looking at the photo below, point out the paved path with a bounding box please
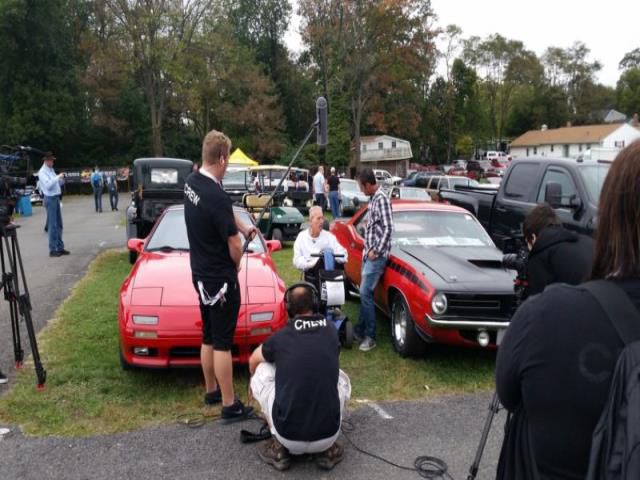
[0,197,504,479]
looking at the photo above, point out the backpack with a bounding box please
[582,280,640,480]
[91,172,103,189]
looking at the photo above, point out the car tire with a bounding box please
[119,346,133,371]
[271,227,283,242]
[341,320,353,349]
[391,293,426,358]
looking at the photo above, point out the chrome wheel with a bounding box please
[392,300,407,348]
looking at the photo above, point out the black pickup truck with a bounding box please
[439,157,609,250]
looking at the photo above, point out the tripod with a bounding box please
[0,223,46,388]
[466,272,528,480]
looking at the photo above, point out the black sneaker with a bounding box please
[204,389,222,406]
[60,249,70,255]
[221,398,254,424]
[0,371,7,385]
[49,251,63,257]
[258,437,291,471]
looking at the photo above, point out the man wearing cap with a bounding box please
[38,152,69,257]
[326,167,341,218]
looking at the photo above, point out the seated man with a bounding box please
[249,283,351,471]
[293,206,347,273]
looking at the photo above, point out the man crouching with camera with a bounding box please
[248,283,351,471]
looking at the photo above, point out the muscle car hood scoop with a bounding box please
[399,246,506,284]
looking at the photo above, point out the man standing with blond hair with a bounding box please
[184,129,257,422]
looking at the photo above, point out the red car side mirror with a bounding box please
[266,240,282,253]
[127,238,144,253]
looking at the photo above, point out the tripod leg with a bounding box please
[4,231,46,388]
[466,391,501,480]
[0,236,24,366]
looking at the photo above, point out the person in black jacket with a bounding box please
[522,203,594,297]
[495,140,640,479]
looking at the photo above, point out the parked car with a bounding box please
[222,167,255,205]
[331,200,516,357]
[387,186,431,201]
[439,157,610,250]
[421,175,481,200]
[338,178,369,216]
[400,170,442,187]
[373,169,403,186]
[489,158,510,176]
[120,205,287,368]
[126,157,193,264]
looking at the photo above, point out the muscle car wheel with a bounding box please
[391,293,426,357]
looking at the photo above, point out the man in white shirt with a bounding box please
[37,152,68,257]
[312,166,326,210]
[293,206,347,272]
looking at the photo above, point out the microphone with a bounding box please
[316,97,328,148]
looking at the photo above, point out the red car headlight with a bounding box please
[250,312,273,323]
[132,315,159,325]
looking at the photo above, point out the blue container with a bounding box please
[17,195,32,217]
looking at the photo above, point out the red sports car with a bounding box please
[331,200,516,357]
[119,205,287,368]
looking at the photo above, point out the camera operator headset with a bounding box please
[521,203,594,298]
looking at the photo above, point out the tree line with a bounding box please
[0,0,638,171]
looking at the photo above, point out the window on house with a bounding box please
[579,144,582,152]
[378,142,383,150]
[550,145,554,152]
[392,141,397,148]
[526,148,529,156]
[533,147,538,155]
[362,144,367,152]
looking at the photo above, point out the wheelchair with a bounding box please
[305,249,353,349]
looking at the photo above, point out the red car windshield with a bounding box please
[145,208,265,253]
[390,210,493,247]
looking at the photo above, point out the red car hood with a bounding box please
[131,252,277,306]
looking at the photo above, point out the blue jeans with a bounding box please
[355,256,387,340]
[315,193,326,210]
[109,190,118,210]
[329,191,340,218]
[45,195,64,253]
[94,188,103,212]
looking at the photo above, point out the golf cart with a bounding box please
[242,165,310,242]
[126,157,193,263]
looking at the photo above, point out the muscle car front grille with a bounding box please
[445,294,513,319]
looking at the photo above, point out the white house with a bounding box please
[510,123,640,160]
[357,135,413,176]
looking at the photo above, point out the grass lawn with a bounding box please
[0,245,496,437]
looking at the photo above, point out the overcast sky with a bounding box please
[284,0,639,87]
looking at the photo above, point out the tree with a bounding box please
[104,0,213,156]
[0,0,87,165]
[300,0,437,172]
[619,48,640,71]
[616,68,640,117]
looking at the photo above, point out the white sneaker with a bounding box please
[359,337,377,352]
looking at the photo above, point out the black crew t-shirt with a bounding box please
[184,171,238,282]
[262,314,341,442]
[327,175,340,191]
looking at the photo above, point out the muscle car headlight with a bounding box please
[431,293,448,315]
[132,315,159,325]
[250,312,274,322]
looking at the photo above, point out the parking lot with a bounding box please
[0,195,505,480]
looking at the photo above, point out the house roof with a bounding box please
[510,124,621,147]
[360,135,408,144]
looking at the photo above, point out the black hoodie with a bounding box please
[526,225,594,297]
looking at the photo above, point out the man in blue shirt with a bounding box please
[38,152,69,257]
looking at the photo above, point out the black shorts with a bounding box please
[194,278,240,351]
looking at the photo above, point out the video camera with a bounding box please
[0,152,27,226]
[501,233,529,309]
